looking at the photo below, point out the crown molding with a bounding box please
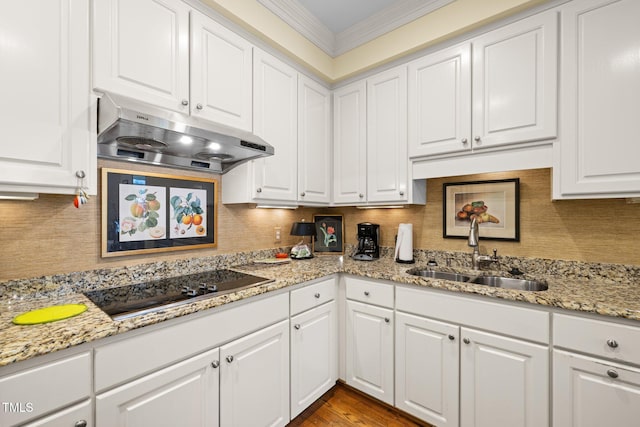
[258,0,455,57]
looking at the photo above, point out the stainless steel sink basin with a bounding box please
[407,269,472,282]
[470,275,548,291]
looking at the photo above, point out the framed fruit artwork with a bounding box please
[102,168,217,257]
[443,178,520,241]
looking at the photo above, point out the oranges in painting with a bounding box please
[195,225,205,235]
[193,214,203,226]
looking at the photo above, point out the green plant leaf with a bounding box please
[146,193,156,201]
[145,217,158,228]
[124,194,137,201]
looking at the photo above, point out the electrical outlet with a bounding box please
[274,226,281,243]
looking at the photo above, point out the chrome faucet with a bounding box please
[468,216,498,270]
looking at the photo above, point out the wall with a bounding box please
[202,0,552,82]
[0,166,638,282]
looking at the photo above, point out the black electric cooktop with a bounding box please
[84,269,273,320]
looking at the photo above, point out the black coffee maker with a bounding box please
[352,223,380,261]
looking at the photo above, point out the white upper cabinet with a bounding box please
[554,0,640,199]
[92,0,190,113]
[251,49,298,203]
[472,10,557,150]
[223,49,298,205]
[408,43,472,158]
[409,10,557,159]
[298,76,331,205]
[190,9,253,131]
[0,0,96,197]
[367,66,410,203]
[333,81,368,205]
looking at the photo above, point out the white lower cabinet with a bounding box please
[395,312,459,427]
[460,328,548,427]
[553,350,640,426]
[290,300,338,418]
[96,348,220,427]
[345,299,394,405]
[22,400,91,427]
[220,319,290,427]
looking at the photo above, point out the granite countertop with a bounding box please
[1,251,639,368]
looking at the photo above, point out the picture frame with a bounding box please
[102,168,217,257]
[312,214,344,255]
[443,178,520,241]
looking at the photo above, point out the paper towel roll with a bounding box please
[395,223,414,263]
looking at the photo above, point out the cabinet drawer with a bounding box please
[345,276,394,308]
[554,313,640,364]
[396,285,549,344]
[290,277,336,316]
[0,352,91,427]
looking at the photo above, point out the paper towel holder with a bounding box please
[394,223,415,264]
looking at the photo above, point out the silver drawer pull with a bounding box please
[384,317,390,323]
[448,334,455,341]
[75,421,87,427]
[314,293,321,298]
[294,324,301,330]
[463,338,471,344]
[226,355,234,363]
[607,339,619,349]
[364,291,370,296]
[607,369,619,379]
[211,360,220,369]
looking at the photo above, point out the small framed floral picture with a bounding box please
[312,214,344,255]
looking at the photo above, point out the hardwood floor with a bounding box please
[288,383,433,427]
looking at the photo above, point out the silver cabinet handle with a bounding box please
[463,338,471,344]
[461,138,468,144]
[607,369,619,379]
[75,421,87,427]
[359,193,364,198]
[294,324,301,330]
[607,339,619,348]
[211,360,220,369]
[226,355,234,363]
[256,188,262,193]
[314,293,320,298]
[181,99,189,106]
[196,103,203,110]
[75,170,86,179]
[384,318,390,323]
[364,291,370,296]
[474,136,481,142]
[448,334,455,341]
[300,192,306,197]
[399,191,405,196]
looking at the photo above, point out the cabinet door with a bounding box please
[408,43,472,157]
[555,0,640,198]
[366,66,409,203]
[190,10,253,131]
[220,319,289,427]
[96,348,219,427]
[93,0,190,112]
[290,301,338,418]
[472,10,557,150]
[553,350,640,427]
[345,300,394,405]
[297,76,331,205]
[23,400,91,427]
[333,81,367,205]
[395,312,459,427]
[0,0,95,196]
[460,328,548,427]
[252,49,298,202]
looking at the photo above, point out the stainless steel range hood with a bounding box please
[97,93,274,173]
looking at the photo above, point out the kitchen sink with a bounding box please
[406,269,472,282]
[470,275,548,291]
[407,268,548,291]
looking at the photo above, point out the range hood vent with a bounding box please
[97,93,274,173]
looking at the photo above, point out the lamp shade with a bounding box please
[290,221,316,236]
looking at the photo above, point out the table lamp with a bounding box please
[290,220,316,259]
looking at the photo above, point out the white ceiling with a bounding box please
[258,0,456,57]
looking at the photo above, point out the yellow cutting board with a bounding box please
[12,304,87,325]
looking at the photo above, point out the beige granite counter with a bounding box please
[1,249,639,368]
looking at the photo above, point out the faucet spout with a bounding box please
[468,216,498,269]
[468,216,479,248]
